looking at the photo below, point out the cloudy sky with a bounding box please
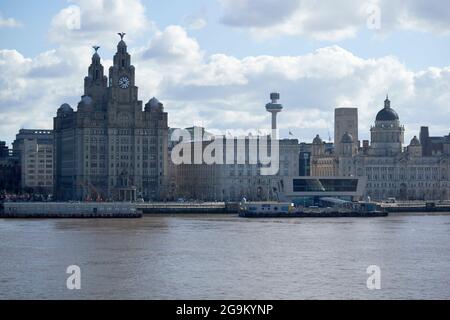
[1,0,450,146]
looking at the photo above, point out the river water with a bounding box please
[0,214,449,299]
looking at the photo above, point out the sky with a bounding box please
[1,0,450,146]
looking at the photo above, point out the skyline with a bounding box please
[1,0,450,146]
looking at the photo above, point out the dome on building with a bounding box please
[145,97,164,111]
[313,134,323,144]
[341,132,354,143]
[376,96,399,121]
[410,136,421,146]
[58,103,72,112]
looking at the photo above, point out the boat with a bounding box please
[239,199,388,218]
[239,201,295,217]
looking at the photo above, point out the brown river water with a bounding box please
[0,214,449,299]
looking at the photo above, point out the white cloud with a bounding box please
[382,0,450,34]
[133,29,446,142]
[49,0,150,47]
[219,0,366,41]
[188,18,207,30]
[1,1,449,146]
[219,0,450,41]
[0,12,22,28]
[139,25,204,64]
[0,46,92,144]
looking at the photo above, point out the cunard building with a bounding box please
[54,34,168,201]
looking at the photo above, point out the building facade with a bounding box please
[310,135,337,176]
[54,36,168,201]
[334,107,358,155]
[12,129,54,194]
[174,137,300,201]
[311,97,450,201]
[0,141,21,194]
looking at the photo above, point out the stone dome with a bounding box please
[313,134,323,144]
[376,96,399,121]
[145,97,163,111]
[410,136,421,146]
[341,132,354,143]
[59,103,72,112]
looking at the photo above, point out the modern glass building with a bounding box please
[281,176,367,206]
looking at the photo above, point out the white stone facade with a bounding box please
[312,97,450,201]
[173,138,300,201]
[12,130,54,193]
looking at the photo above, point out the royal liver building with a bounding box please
[54,34,168,201]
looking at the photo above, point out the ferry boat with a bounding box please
[239,199,387,218]
[239,201,295,217]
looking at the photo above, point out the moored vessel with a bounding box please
[239,199,387,218]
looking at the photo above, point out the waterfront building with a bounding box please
[334,107,358,155]
[0,141,8,159]
[174,137,300,201]
[281,176,367,205]
[0,142,20,194]
[419,126,450,156]
[311,96,450,201]
[299,153,311,176]
[11,129,54,194]
[54,35,168,201]
[311,135,337,176]
[172,93,298,201]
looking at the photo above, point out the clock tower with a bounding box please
[108,33,141,116]
[55,33,168,202]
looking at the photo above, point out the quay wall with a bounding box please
[136,202,239,214]
[0,202,141,218]
[383,206,450,213]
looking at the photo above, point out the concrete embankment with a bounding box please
[0,201,240,218]
[0,212,142,218]
[136,202,239,214]
[0,202,141,219]
[381,204,450,213]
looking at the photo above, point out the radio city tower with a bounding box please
[265,92,283,132]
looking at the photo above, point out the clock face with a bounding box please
[118,76,130,89]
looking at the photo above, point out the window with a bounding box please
[293,179,359,192]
